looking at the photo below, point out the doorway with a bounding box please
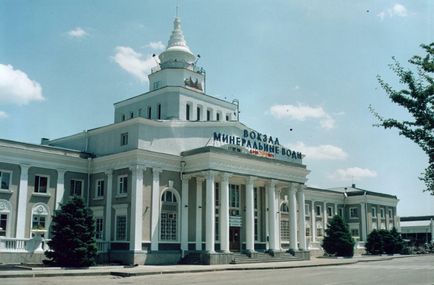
[229,227,241,252]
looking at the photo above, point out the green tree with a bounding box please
[44,197,97,267]
[370,43,434,194]
[389,227,404,254]
[322,215,355,257]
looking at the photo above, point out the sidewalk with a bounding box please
[0,255,418,279]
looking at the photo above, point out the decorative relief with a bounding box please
[184,77,203,91]
[32,203,49,215]
[0,200,11,212]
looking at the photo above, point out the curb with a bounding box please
[0,255,419,279]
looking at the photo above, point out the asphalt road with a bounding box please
[2,255,434,285]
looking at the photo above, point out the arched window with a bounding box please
[0,199,12,237]
[280,202,289,242]
[160,190,179,241]
[31,203,49,238]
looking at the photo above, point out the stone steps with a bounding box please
[230,252,301,264]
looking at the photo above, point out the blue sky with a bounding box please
[1,0,433,216]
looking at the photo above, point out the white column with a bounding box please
[181,176,190,251]
[220,173,230,253]
[323,201,328,230]
[267,180,278,251]
[275,188,281,249]
[245,176,255,253]
[16,164,29,238]
[311,200,316,244]
[55,169,66,210]
[430,219,434,243]
[105,170,113,244]
[297,185,306,250]
[151,168,161,251]
[360,202,367,241]
[205,171,215,253]
[195,177,204,250]
[288,184,298,251]
[129,165,145,251]
[334,204,338,216]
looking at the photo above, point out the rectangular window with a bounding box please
[34,175,48,193]
[0,171,11,190]
[338,208,344,218]
[121,114,126,121]
[138,108,142,116]
[216,113,220,121]
[120,133,128,146]
[95,218,104,240]
[327,206,333,218]
[197,107,201,120]
[305,204,310,216]
[70,179,83,196]
[315,205,321,217]
[215,216,219,241]
[32,215,46,230]
[305,227,311,237]
[215,183,220,206]
[388,209,393,219]
[96,179,104,197]
[207,110,211,121]
[115,215,127,240]
[130,112,134,119]
[229,184,240,216]
[372,207,377,218]
[186,104,190,120]
[118,175,128,195]
[157,104,162,119]
[225,114,229,121]
[147,106,152,119]
[380,208,385,218]
[0,214,7,236]
[316,227,323,237]
[160,212,177,240]
[350,207,358,218]
[351,229,359,237]
[280,220,289,241]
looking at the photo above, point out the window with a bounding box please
[0,171,11,190]
[305,204,310,216]
[160,190,178,241]
[31,203,49,237]
[207,110,211,121]
[95,218,104,240]
[351,229,359,237]
[70,179,83,196]
[138,108,142,117]
[157,104,162,119]
[34,175,48,193]
[315,205,321,217]
[380,222,386,230]
[0,214,7,236]
[121,114,126,121]
[388,209,393,219]
[197,107,201,121]
[338,208,344,218]
[153,81,160,90]
[215,183,220,206]
[229,184,240,216]
[305,226,311,237]
[116,215,127,240]
[372,223,377,230]
[225,114,229,121]
[186,104,190,120]
[216,113,220,121]
[120,133,128,146]
[327,206,333,218]
[372,207,377,218]
[96,179,104,198]
[280,203,290,242]
[350,207,358,218]
[118,175,128,195]
[388,223,394,230]
[316,221,323,237]
[380,208,385,218]
[130,112,134,119]
[32,215,46,231]
[147,106,152,119]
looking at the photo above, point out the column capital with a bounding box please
[129,164,146,173]
[220,172,232,182]
[267,179,277,188]
[288,182,298,194]
[297,184,306,193]
[56,169,66,176]
[245,176,256,186]
[182,174,192,181]
[196,176,205,183]
[203,170,217,180]
[152,168,162,178]
[105,169,114,176]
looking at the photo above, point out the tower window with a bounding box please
[186,104,191,120]
[216,113,220,121]
[121,132,128,146]
[225,114,229,121]
[207,110,211,121]
[121,114,126,121]
[197,107,201,121]
[157,104,162,120]
[147,106,152,119]
[130,112,134,119]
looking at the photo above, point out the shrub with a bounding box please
[366,227,406,255]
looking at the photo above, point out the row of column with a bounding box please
[180,171,307,253]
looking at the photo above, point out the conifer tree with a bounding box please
[322,215,355,257]
[371,43,434,194]
[44,197,97,267]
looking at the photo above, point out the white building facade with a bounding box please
[0,17,399,265]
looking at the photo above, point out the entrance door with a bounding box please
[229,227,241,252]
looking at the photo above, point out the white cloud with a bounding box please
[0,111,8,119]
[378,3,408,20]
[68,27,88,38]
[112,46,157,82]
[269,103,335,129]
[146,41,165,51]
[0,64,44,105]
[329,167,377,181]
[290,141,348,160]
